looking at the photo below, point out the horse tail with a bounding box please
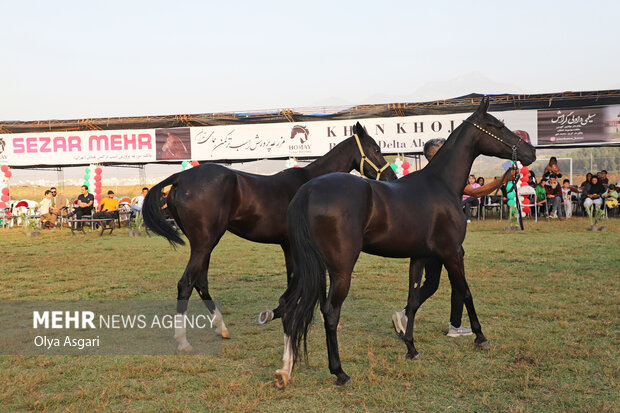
[142,172,185,246]
[285,188,327,363]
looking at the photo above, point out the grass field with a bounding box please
[0,218,618,412]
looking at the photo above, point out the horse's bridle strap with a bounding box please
[354,134,390,180]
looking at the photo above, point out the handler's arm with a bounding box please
[464,170,515,197]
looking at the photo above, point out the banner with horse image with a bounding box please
[189,110,539,161]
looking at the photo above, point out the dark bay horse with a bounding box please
[273,98,536,388]
[142,122,396,350]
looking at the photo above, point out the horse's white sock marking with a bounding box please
[174,313,192,351]
[213,308,229,338]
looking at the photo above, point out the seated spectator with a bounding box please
[583,175,604,211]
[545,174,564,220]
[599,170,609,187]
[131,187,149,215]
[462,175,480,223]
[97,190,120,220]
[580,172,593,189]
[74,185,95,228]
[527,171,537,187]
[49,187,68,217]
[39,190,57,228]
[476,177,485,186]
[603,184,618,210]
[543,157,562,179]
[561,179,573,219]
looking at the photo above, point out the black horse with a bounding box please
[273,98,536,388]
[142,122,396,350]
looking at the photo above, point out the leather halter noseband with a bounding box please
[354,134,390,180]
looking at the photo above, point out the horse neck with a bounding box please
[303,138,356,179]
[425,126,480,197]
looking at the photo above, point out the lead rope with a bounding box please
[354,134,390,180]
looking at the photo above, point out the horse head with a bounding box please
[352,122,397,181]
[465,97,536,166]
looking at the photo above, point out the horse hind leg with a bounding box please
[259,243,293,325]
[193,250,230,339]
[322,271,353,385]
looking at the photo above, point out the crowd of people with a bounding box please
[35,186,149,229]
[462,156,618,221]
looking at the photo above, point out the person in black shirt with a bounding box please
[583,175,604,211]
[75,185,94,228]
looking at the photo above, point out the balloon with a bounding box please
[402,161,410,170]
[1,195,8,202]
[95,168,102,174]
[521,198,530,205]
[190,160,199,167]
[4,171,11,178]
[394,158,403,167]
[95,194,103,202]
[181,161,189,168]
[0,202,5,208]
[390,163,397,171]
[84,174,90,180]
[523,206,531,214]
[507,192,516,200]
[0,165,7,173]
[94,175,102,182]
[506,181,513,192]
[85,167,90,173]
[521,166,529,176]
[1,187,8,195]
[508,199,516,207]
[403,169,410,176]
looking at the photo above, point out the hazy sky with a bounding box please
[2,1,619,122]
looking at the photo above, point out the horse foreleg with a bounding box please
[444,253,489,349]
[403,258,426,360]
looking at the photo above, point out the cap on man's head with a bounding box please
[107,190,114,195]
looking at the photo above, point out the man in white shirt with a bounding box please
[131,187,149,215]
[39,190,57,227]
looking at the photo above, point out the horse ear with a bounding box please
[477,97,489,114]
[353,122,364,136]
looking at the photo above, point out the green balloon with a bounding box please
[84,174,90,180]
[507,192,515,200]
[85,167,90,173]
[390,163,397,171]
[506,181,513,192]
[181,161,189,168]
[508,199,516,207]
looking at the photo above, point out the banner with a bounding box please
[2,105,620,167]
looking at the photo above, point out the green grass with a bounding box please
[0,218,618,412]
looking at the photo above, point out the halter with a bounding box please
[354,134,390,180]
[463,119,525,230]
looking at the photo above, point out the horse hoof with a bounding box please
[335,375,352,386]
[258,310,274,325]
[274,370,289,389]
[337,322,342,331]
[406,352,421,360]
[177,342,193,352]
[475,339,490,350]
[219,328,230,339]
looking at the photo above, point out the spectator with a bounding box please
[561,179,573,219]
[462,175,480,223]
[543,157,562,179]
[528,170,537,187]
[39,190,57,228]
[545,174,564,220]
[49,187,68,217]
[599,170,609,187]
[99,190,119,213]
[476,177,485,186]
[603,184,618,210]
[580,172,593,189]
[131,187,149,215]
[583,175,604,211]
[74,185,94,228]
